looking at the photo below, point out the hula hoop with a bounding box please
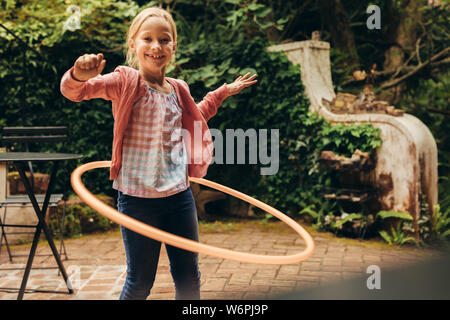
[71,161,315,264]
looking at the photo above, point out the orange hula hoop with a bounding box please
[71,161,315,264]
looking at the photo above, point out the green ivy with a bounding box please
[399,71,450,217]
[319,123,382,157]
[168,36,382,218]
[1,1,383,222]
[0,0,136,196]
[47,195,118,238]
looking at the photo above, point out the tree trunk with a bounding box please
[379,0,423,104]
[318,0,360,70]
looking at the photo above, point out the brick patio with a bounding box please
[0,222,444,300]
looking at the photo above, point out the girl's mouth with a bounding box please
[146,54,165,60]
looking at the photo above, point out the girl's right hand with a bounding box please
[72,53,106,81]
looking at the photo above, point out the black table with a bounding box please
[0,152,83,299]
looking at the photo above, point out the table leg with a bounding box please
[14,161,73,300]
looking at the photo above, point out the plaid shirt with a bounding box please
[112,84,189,198]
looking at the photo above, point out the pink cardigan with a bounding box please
[60,66,230,179]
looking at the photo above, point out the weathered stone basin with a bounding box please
[267,40,438,239]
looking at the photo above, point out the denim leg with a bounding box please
[119,225,162,300]
[117,188,201,300]
[164,188,201,300]
[117,192,164,300]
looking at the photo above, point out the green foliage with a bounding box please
[172,36,382,218]
[0,0,138,196]
[430,204,450,241]
[48,196,118,238]
[300,204,373,238]
[319,123,382,157]
[378,224,418,246]
[299,205,327,231]
[376,210,417,246]
[299,206,321,220]
[333,213,364,228]
[399,71,450,215]
[174,2,381,223]
[376,210,413,221]
[1,1,383,224]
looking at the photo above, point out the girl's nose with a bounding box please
[150,40,161,50]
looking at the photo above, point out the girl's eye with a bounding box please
[160,39,169,43]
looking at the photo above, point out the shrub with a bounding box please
[1,1,383,226]
[171,36,382,219]
[48,195,118,238]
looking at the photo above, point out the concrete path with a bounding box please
[0,221,444,300]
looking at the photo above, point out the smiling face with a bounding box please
[128,16,176,77]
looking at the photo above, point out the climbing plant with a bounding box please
[0,1,382,225]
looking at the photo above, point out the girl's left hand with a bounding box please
[226,73,258,96]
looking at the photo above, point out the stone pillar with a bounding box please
[267,37,335,113]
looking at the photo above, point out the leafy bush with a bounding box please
[48,195,118,238]
[417,204,450,243]
[430,205,450,241]
[375,210,417,246]
[399,71,450,216]
[378,225,417,246]
[1,1,383,223]
[0,0,138,196]
[168,36,383,218]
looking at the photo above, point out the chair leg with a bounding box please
[59,200,68,260]
[0,207,14,262]
[54,211,63,264]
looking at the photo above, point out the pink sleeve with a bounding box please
[60,66,122,102]
[196,83,230,121]
[182,81,230,121]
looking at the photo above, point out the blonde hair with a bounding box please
[125,7,177,69]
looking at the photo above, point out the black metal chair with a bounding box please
[0,126,69,262]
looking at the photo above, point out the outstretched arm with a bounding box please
[225,72,258,96]
[196,73,258,120]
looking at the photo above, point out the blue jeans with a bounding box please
[117,187,201,300]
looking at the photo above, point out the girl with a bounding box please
[60,7,257,300]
